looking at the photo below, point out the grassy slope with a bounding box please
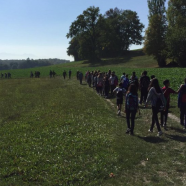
[1,49,157,79]
[0,50,186,185]
[0,77,186,185]
[2,49,184,119]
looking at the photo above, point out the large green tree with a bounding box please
[101,8,144,57]
[67,7,144,61]
[144,0,167,67]
[166,0,186,66]
[67,6,103,61]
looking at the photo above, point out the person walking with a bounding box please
[161,79,178,129]
[178,78,186,129]
[113,83,126,116]
[145,78,166,136]
[63,70,67,79]
[139,71,150,105]
[69,70,72,79]
[78,72,83,84]
[125,84,138,135]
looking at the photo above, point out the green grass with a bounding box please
[3,62,184,120]
[0,49,158,79]
[0,50,186,185]
[0,77,186,185]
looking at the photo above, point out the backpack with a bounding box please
[156,93,166,112]
[117,88,123,99]
[156,97,164,112]
[126,93,138,111]
[123,78,129,89]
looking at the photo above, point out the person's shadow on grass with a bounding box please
[81,83,87,85]
[137,135,167,143]
[165,134,186,142]
[169,126,186,134]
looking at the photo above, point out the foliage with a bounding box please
[0,58,70,70]
[143,0,167,67]
[166,0,186,67]
[100,8,144,58]
[67,6,102,62]
[67,7,144,61]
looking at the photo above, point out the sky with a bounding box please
[0,0,168,61]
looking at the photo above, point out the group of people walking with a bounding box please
[79,69,186,136]
[1,72,11,78]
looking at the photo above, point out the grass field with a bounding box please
[0,50,186,185]
[0,75,186,185]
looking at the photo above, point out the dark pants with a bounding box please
[97,86,102,94]
[79,78,82,84]
[180,106,186,126]
[110,84,116,95]
[161,107,169,125]
[151,106,161,132]
[140,87,148,104]
[105,86,110,97]
[87,79,91,87]
[126,110,137,133]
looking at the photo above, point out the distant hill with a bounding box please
[0,58,70,70]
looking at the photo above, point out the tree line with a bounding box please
[66,7,144,62]
[144,0,186,67]
[67,1,186,67]
[0,58,70,70]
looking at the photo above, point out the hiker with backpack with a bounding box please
[122,74,129,90]
[125,84,139,135]
[178,78,186,129]
[113,83,126,116]
[120,73,126,83]
[145,78,166,136]
[139,71,150,105]
[161,80,179,129]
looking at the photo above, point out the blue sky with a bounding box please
[0,0,168,61]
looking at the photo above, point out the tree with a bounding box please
[102,8,144,57]
[166,0,186,66]
[67,7,144,61]
[143,0,167,67]
[67,37,80,61]
[67,6,102,61]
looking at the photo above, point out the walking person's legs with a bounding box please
[126,110,131,133]
[180,107,184,125]
[130,110,137,135]
[152,107,162,135]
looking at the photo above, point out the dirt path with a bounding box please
[105,97,181,123]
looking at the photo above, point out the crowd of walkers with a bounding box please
[30,71,41,78]
[1,72,11,78]
[77,69,186,136]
